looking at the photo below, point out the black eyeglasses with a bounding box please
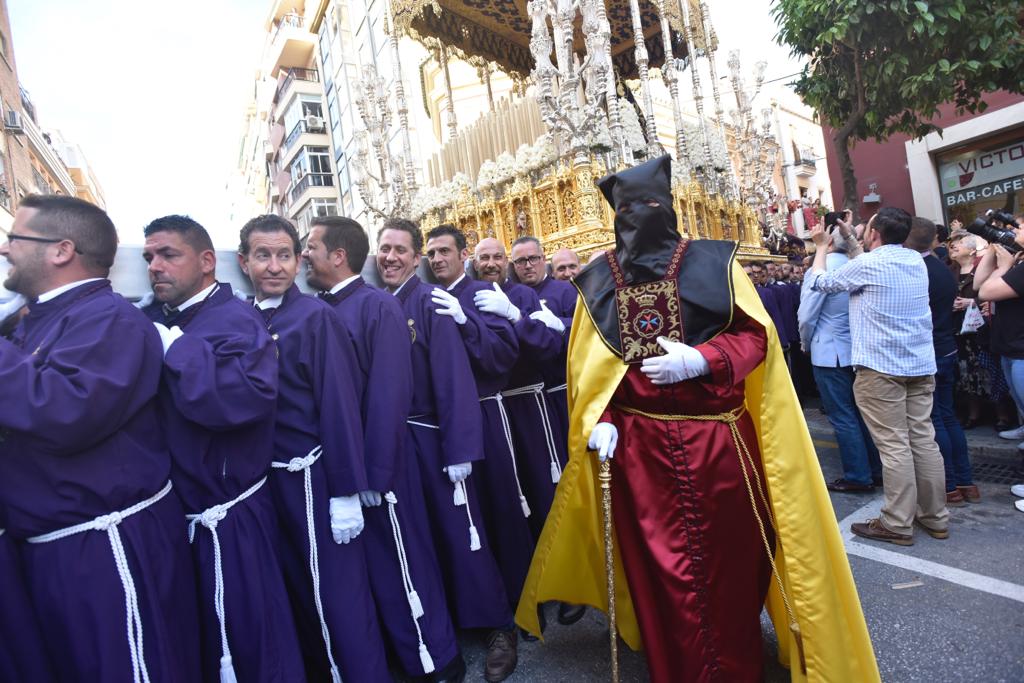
[512,255,543,267]
[5,233,83,253]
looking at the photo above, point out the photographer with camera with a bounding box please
[974,214,1024,458]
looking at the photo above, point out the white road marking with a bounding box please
[837,496,1024,604]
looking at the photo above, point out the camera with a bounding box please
[966,210,1022,254]
[824,210,847,228]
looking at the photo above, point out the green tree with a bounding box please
[772,0,1024,216]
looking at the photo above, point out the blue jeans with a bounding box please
[1002,356,1024,417]
[931,353,972,491]
[813,364,882,485]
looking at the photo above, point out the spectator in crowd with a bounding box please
[809,208,948,545]
[799,229,881,492]
[975,219,1024,458]
[906,217,978,506]
[549,248,580,281]
[933,223,951,262]
[947,233,1014,428]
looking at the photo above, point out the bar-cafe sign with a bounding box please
[940,139,1024,207]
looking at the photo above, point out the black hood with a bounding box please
[598,154,681,284]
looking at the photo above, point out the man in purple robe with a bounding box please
[237,215,389,682]
[379,219,517,683]
[506,236,584,627]
[141,215,304,683]
[304,215,464,682]
[0,195,199,682]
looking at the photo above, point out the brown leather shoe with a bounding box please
[851,518,914,546]
[484,629,517,682]
[957,485,981,503]
[946,489,968,507]
[914,520,949,540]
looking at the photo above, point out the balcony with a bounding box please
[281,117,329,160]
[267,13,315,77]
[288,172,334,205]
[795,157,817,177]
[274,68,319,105]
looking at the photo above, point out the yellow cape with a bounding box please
[516,260,880,681]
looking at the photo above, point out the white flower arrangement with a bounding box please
[618,98,647,156]
[682,121,731,173]
[476,159,498,192]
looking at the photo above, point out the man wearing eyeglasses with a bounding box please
[509,238,577,521]
[0,195,200,681]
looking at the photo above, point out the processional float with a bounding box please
[351,0,787,261]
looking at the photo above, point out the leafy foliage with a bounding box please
[772,0,1024,143]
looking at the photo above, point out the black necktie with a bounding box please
[258,306,277,323]
[161,304,179,323]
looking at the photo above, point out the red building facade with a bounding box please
[822,91,1024,225]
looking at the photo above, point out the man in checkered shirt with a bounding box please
[808,206,949,546]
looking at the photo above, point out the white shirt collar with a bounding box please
[391,274,415,296]
[445,272,467,292]
[329,274,361,295]
[176,282,218,312]
[36,278,104,303]
[255,294,284,310]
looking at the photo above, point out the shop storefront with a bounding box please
[938,128,1024,225]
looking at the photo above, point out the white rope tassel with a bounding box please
[456,481,482,551]
[452,480,466,507]
[28,482,173,683]
[272,447,342,683]
[385,492,435,674]
[187,477,267,683]
[484,393,531,518]
[532,388,563,484]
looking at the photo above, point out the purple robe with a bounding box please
[327,277,460,676]
[144,283,304,683]
[0,280,199,682]
[497,282,565,545]
[529,275,576,483]
[448,276,540,605]
[756,284,789,347]
[262,284,388,682]
[0,532,53,682]
[397,275,513,630]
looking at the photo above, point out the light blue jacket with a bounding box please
[798,253,852,368]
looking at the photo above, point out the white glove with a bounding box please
[528,300,566,334]
[152,322,184,356]
[134,291,155,309]
[329,495,365,544]
[587,422,618,462]
[0,294,27,322]
[445,462,473,483]
[359,490,382,507]
[474,282,521,323]
[431,288,467,325]
[640,336,710,385]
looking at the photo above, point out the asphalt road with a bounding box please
[445,415,1024,682]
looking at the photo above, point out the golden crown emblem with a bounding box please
[635,292,658,307]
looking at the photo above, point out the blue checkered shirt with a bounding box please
[809,244,936,377]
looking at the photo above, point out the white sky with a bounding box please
[9,0,267,245]
[8,1,805,247]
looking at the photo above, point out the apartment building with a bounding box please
[0,0,104,231]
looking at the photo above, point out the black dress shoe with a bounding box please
[520,604,546,642]
[431,654,466,683]
[827,478,875,493]
[556,602,586,625]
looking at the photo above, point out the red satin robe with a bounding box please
[602,309,774,683]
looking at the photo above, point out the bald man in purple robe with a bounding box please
[141,215,303,683]
[237,215,390,682]
[0,195,199,682]
[380,219,517,683]
[305,215,463,682]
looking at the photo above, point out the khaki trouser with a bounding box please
[853,368,949,535]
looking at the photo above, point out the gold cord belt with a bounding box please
[610,401,807,672]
